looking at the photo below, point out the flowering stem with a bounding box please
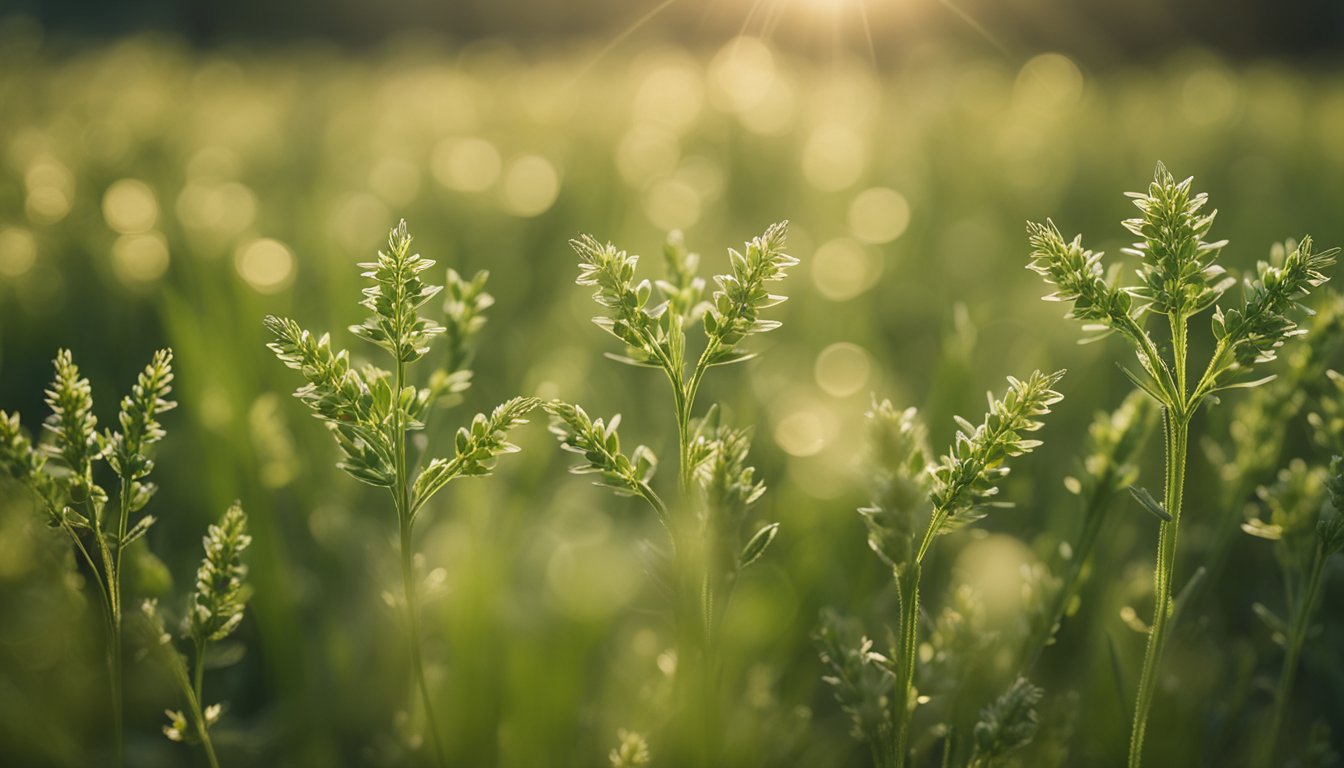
[1128,409,1189,768]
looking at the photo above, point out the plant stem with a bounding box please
[101,485,127,768]
[189,688,222,768]
[401,517,447,768]
[1127,410,1189,768]
[892,567,921,768]
[889,507,954,768]
[1257,540,1327,768]
[393,356,448,768]
[666,343,722,764]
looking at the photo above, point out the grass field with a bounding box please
[1,20,1343,767]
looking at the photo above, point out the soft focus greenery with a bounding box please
[1,19,1343,767]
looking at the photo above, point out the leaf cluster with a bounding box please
[0,348,176,566]
[266,220,537,520]
[968,677,1045,768]
[928,369,1066,539]
[1028,164,1337,412]
[814,609,896,749]
[570,221,795,376]
[190,503,252,645]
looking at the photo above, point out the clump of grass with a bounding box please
[0,348,176,766]
[545,223,793,762]
[139,502,251,768]
[1026,163,1337,767]
[264,220,538,766]
[818,371,1065,768]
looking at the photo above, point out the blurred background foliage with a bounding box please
[0,1,1342,765]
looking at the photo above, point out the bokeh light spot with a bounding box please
[644,178,701,231]
[501,154,560,217]
[802,123,866,191]
[0,227,37,278]
[111,231,170,286]
[24,157,74,225]
[848,187,910,244]
[102,178,159,234]
[814,342,871,398]
[811,237,881,300]
[234,237,295,294]
[432,137,502,192]
[1015,53,1083,111]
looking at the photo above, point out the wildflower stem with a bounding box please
[105,488,127,768]
[394,354,448,768]
[892,568,921,768]
[1128,410,1189,768]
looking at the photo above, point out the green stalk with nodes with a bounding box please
[140,502,252,768]
[0,348,175,767]
[1025,163,1337,767]
[818,370,1065,768]
[265,221,538,767]
[545,224,793,763]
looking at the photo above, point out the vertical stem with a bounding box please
[401,518,448,768]
[1127,411,1188,768]
[176,643,220,768]
[394,356,447,768]
[892,568,921,768]
[1257,542,1327,768]
[102,493,126,768]
[669,346,722,764]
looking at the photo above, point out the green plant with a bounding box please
[1242,457,1344,768]
[140,502,251,768]
[1196,291,1344,606]
[1026,163,1338,767]
[0,347,176,766]
[1238,365,1344,767]
[817,371,1064,768]
[544,223,793,762]
[966,677,1044,768]
[264,220,538,766]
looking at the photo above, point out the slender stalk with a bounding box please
[1128,410,1189,768]
[400,517,447,768]
[103,489,127,768]
[1257,541,1328,768]
[394,356,448,768]
[891,507,951,767]
[189,647,222,768]
[892,568,921,768]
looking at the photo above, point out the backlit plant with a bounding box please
[140,502,251,768]
[1026,164,1337,767]
[265,221,538,766]
[0,348,175,766]
[817,370,1064,768]
[545,223,793,762]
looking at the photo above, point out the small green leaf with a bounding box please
[1127,485,1172,522]
[739,522,780,568]
[121,514,156,547]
